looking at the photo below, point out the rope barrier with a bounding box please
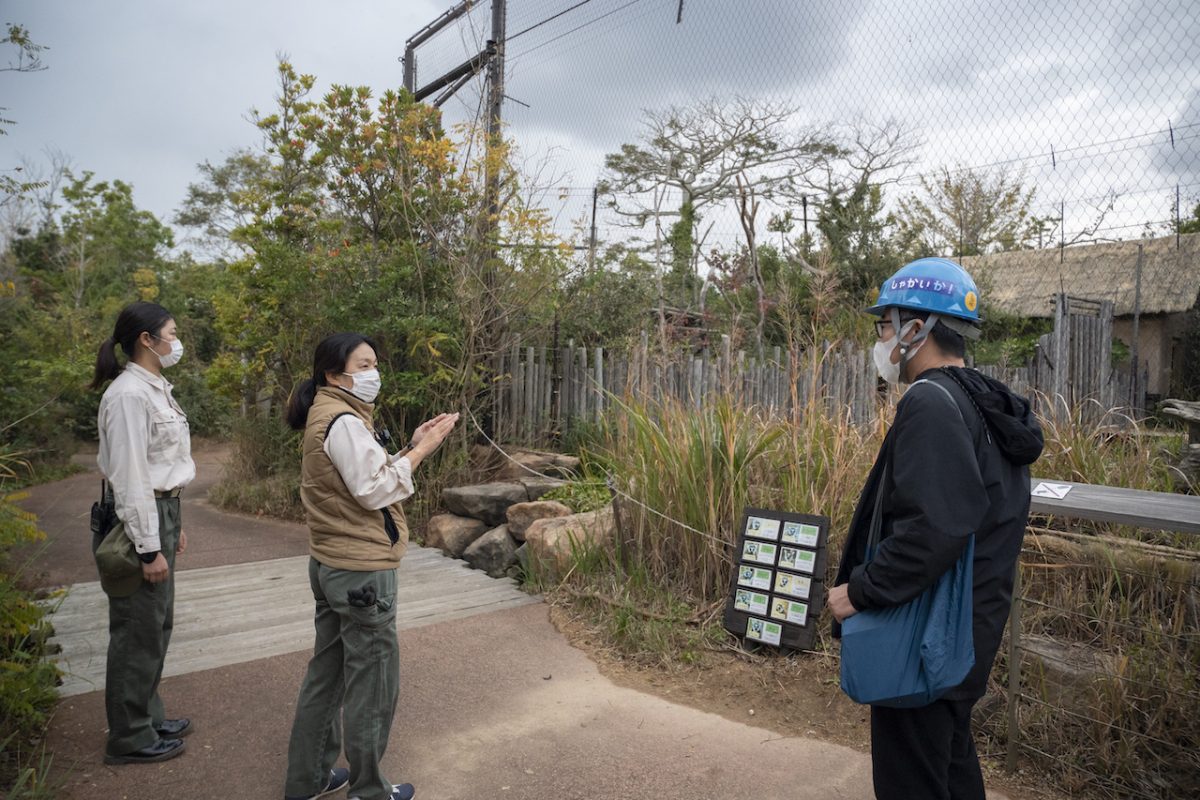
[462,405,732,551]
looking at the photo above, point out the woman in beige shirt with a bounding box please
[91,301,195,765]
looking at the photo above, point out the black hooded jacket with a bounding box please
[834,366,1044,700]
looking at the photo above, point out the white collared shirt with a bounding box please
[324,416,414,509]
[97,362,196,553]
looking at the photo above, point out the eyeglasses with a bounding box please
[873,320,892,338]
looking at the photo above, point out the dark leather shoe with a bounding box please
[155,718,192,737]
[103,737,186,764]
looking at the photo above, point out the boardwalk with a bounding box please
[47,547,540,697]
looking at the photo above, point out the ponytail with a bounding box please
[90,301,174,391]
[90,337,121,390]
[286,378,318,431]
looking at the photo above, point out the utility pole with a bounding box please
[483,0,507,349]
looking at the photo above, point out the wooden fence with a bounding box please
[493,300,1145,445]
[494,333,1039,445]
[1028,294,1141,424]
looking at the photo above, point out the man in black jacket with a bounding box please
[828,258,1044,800]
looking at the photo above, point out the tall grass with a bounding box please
[544,377,1197,798]
[594,392,883,606]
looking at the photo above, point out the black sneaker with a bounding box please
[103,737,186,764]
[351,784,415,800]
[155,718,192,738]
[284,767,350,800]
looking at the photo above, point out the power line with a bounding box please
[508,0,597,42]
[509,0,652,60]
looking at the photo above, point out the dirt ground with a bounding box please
[547,604,1072,800]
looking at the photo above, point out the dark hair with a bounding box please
[285,333,380,430]
[898,310,967,358]
[91,302,174,389]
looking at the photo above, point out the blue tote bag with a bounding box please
[839,384,976,707]
[839,533,975,708]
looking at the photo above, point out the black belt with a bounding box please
[155,488,183,498]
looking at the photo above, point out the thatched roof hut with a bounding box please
[962,232,1200,319]
[962,233,1200,397]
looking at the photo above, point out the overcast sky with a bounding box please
[5,0,1198,250]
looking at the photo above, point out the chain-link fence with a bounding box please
[409,0,1198,258]
[409,3,1199,797]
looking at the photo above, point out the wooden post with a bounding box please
[1006,562,1023,773]
[1052,294,1070,420]
[593,346,604,424]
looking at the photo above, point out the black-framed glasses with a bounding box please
[874,319,893,338]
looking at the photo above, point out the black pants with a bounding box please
[870,697,985,800]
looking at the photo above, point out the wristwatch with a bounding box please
[138,550,160,564]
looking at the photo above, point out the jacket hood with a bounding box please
[943,366,1044,466]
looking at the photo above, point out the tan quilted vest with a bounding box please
[301,387,409,571]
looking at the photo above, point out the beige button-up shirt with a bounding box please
[324,415,414,509]
[97,362,196,554]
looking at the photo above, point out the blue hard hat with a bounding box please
[865,257,982,324]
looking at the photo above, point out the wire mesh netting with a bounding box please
[411,0,1199,258]
[409,4,1200,798]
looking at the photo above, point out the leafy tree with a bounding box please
[897,165,1039,256]
[1,23,49,206]
[175,150,270,259]
[600,98,835,318]
[557,246,657,347]
[211,59,567,444]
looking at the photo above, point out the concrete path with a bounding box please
[18,447,1010,800]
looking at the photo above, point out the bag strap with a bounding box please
[866,459,889,560]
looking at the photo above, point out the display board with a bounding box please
[722,506,830,651]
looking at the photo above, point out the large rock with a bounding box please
[524,505,616,574]
[506,500,573,541]
[424,514,488,558]
[518,476,568,501]
[495,449,581,480]
[442,483,528,526]
[462,525,519,578]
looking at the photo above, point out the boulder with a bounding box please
[442,483,528,526]
[462,525,519,578]
[506,500,573,541]
[423,514,489,558]
[524,505,616,574]
[495,449,581,480]
[519,476,568,501]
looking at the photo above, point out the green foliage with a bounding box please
[557,248,657,346]
[1175,200,1200,235]
[541,480,610,514]
[0,169,234,468]
[816,179,903,305]
[207,415,302,520]
[0,450,61,792]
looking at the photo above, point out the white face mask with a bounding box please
[872,318,922,385]
[343,368,381,403]
[872,336,902,385]
[155,337,184,369]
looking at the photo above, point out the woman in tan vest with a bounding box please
[282,333,457,800]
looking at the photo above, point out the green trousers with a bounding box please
[285,558,399,800]
[95,496,181,756]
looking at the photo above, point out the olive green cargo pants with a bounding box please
[284,558,400,800]
[95,496,181,757]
